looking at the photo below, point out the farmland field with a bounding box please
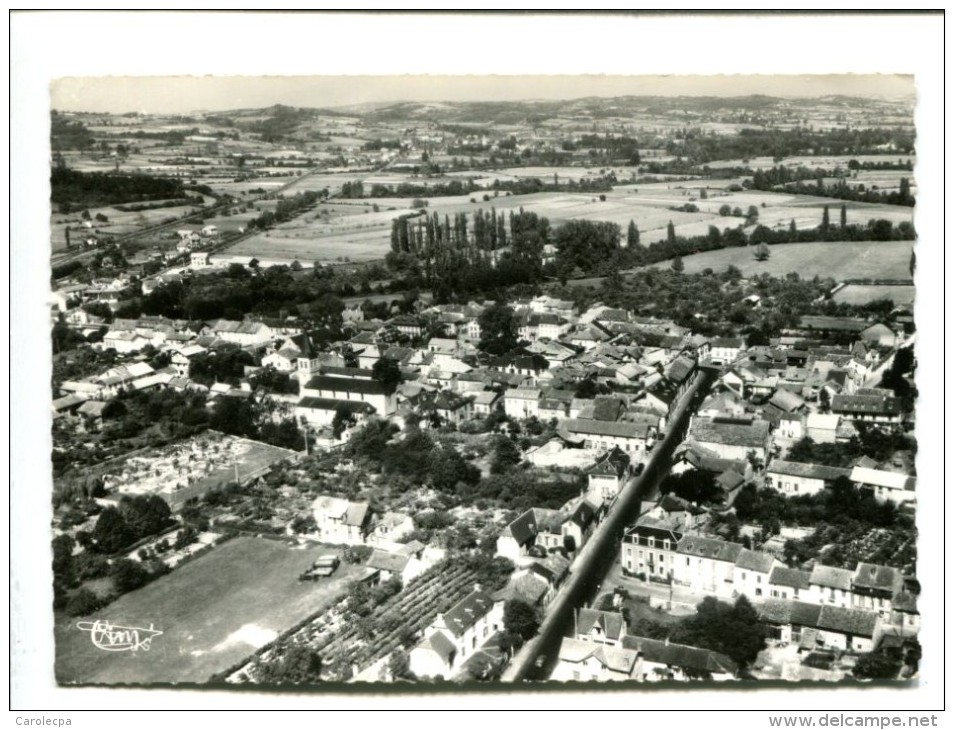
[645,240,914,281]
[220,180,916,267]
[831,283,916,306]
[54,536,361,685]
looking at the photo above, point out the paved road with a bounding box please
[501,366,717,682]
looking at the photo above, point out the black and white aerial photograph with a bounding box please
[10,9,946,722]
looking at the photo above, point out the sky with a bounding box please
[50,74,915,115]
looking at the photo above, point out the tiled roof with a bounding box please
[501,508,562,546]
[734,548,775,574]
[832,393,902,416]
[689,417,770,449]
[418,630,456,664]
[622,635,737,676]
[758,598,822,627]
[564,418,649,440]
[851,563,903,593]
[767,460,850,482]
[297,397,375,414]
[768,566,812,591]
[304,375,391,396]
[677,535,743,563]
[366,549,411,574]
[816,605,879,637]
[441,591,496,638]
[809,564,853,591]
[577,608,625,641]
[558,637,639,675]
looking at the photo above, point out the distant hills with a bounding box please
[213,94,913,126]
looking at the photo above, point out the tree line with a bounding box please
[51,168,188,210]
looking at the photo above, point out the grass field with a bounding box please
[831,283,916,305]
[646,240,914,281]
[54,536,361,685]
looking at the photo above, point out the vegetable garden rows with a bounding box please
[234,559,483,683]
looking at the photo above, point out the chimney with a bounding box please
[474,583,482,594]
[664,636,670,646]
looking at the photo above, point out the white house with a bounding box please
[551,638,639,682]
[503,388,540,419]
[807,564,854,609]
[672,534,742,597]
[709,337,745,366]
[301,375,397,416]
[408,588,504,679]
[311,496,371,545]
[562,416,657,457]
[764,460,851,497]
[190,251,211,268]
[849,466,916,505]
[732,548,781,600]
[806,413,841,444]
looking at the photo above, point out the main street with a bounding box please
[501,365,717,682]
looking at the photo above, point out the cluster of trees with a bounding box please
[554,219,621,276]
[51,168,187,209]
[587,267,833,338]
[454,468,586,513]
[386,208,550,300]
[667,595,767,672]
[477,302,519,355]
[136,265,348,324]
[574,134,642,164]
[342,179,480,199]
[53,533,171,617]
[346,420,479,494]
[50,112,95,150]
[246,190,321,230]
[245,105,313,143]
[664,127,915,166]
[253,645,323,685]
[84,495,175,554]
[880,345,917,411]
[749,167,915,207]
[659,470,721,506]
[733,477,908,537]
[113,195,205,213]
[786,429,916,469]
[362,138,403,151]
[721,476,915,569]
[491,174,616,195]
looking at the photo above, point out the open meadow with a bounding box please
[645,240,914,281]
[219,178,916,267]
[54,536,361,685]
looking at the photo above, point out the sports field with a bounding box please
[54,536,360,685]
